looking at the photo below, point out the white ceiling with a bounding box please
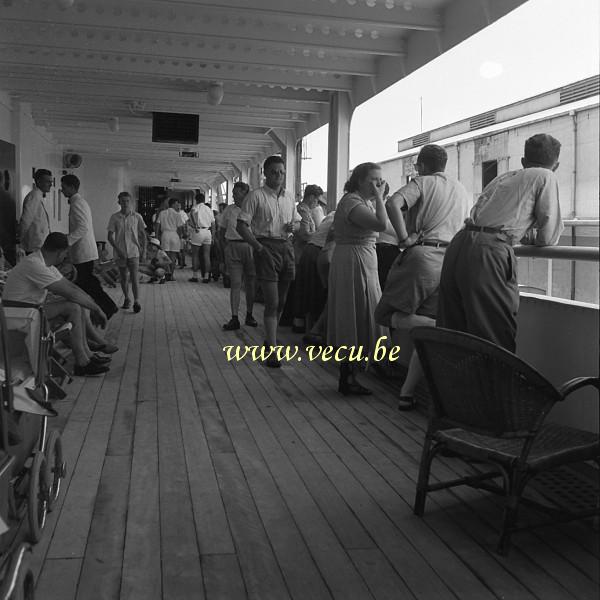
[0,0,526,188]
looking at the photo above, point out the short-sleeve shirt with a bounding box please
[221,204,243,241]
[309,211,335,248]
[238,185,300,239]
[332,193,378,246]
[107,211,145,258]
[3,250,62,304]
[190,203,215,229]
[469,167,563,245]
[391,173,470,242]
[158,207,185,232]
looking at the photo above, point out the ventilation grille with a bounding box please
[470,111,496,131]
[559,75,600,104]
[411,132,430,148]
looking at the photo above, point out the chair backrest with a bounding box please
[412,327,562,438]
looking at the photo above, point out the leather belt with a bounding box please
[415,240,449,248]
[465,224,505,234]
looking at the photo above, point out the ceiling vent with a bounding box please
[63,153,83,169]
[559,75,600,104]
[179,151,199,158]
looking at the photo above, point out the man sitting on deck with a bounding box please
[3,232,110,377]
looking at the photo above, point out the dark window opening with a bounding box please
[482,159,498,190]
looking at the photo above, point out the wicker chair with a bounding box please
[411,326,599,555]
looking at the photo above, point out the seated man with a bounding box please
[139,237,172,283]
[3,232,111,377]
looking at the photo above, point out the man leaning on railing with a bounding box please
[437,133,564,352]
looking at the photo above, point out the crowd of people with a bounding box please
[0,133,563,402]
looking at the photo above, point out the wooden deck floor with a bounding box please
[31,276,599,600]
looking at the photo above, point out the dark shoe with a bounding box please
[202,278,210,284]
[89,341,118,354]
[189,277,199,283]
[265,356,281,369]
[245,314,258,327]
[291,324,306,334]
[73,362,110,377]
[302,333,323,345]
[133,301,141,314]
[91,354,111,364]
[121,299,131,309]
[397,396,416,411]
[223,317,240,331]
[338,381,372,396]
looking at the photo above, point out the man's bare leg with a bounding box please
[45,301,89,366]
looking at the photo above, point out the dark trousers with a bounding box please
[75,260,119,320]
[437,230,518,352]
[376,243,401,291]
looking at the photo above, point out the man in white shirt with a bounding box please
[107,191,146,313]
[156,198,186,281]
[438,133,564,352]
[237,155,300,367]
[188,191,215,283]
[62,174,118,320]
[18,169,53,256]
[3,232,109,376]
[220,182,257,330]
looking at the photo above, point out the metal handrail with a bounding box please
[563,220,599,227]
[514,245,599,261]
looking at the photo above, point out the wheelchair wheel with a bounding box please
[0,544,35,600]
[44,430,66,509]
[27,452,49,544]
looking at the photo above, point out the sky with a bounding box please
[301,0,600,188]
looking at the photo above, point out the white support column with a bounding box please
[327,92,354,209]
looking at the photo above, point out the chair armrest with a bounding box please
[559,377,599,399]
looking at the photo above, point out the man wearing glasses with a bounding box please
[438,133,563,352]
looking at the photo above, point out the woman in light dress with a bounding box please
[327,163,388,395]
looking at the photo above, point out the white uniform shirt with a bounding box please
[68,193,98,263]
[189,203,215,229]
[158,207,185,232]
[3,250,62,304]
[19,188,51,253]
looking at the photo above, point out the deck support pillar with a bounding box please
[327,92,354,210]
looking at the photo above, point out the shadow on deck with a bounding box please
[31,278,599,599]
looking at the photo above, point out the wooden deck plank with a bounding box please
[212,452,291,600]
[120,288,161,600]
[76,455,131,600]
[156,290,205,600]
[202,554,248,600]
[35,558,82,600]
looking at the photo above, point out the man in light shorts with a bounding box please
[156,197,185,281]
[237,155,300,367]
[220,182,257,330]
[188,191,215,283]
[107,191,146,313]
